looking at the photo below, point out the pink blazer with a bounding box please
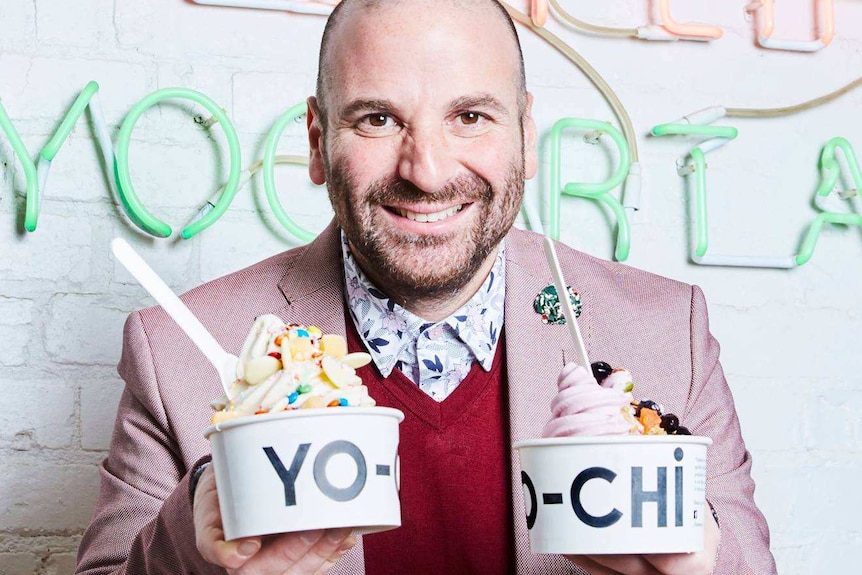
[76,221,777,574]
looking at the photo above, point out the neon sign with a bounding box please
[744,0,835,52]
[0,83,243,238]
[652,109,861,268]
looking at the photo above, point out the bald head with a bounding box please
[315,0,526,127]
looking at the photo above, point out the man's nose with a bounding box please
[397,127,458,193]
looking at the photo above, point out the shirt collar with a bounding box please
[341,231,506,378]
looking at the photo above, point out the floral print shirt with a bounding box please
[341,232,505,401]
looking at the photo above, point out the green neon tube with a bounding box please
[599,192,630,261]
[0,100,39,231]
[549,119,562,239]
[41,81,100,161]
[796,212,862,265]
[263,102,316,243]
[0,82,101,232]
[796,137,862,265]
[650,121,738,261]
[548,118,631,245]
[815,137,862,197]
[651,123,738,139]
[115,88,242,239]
[690,147,709,258]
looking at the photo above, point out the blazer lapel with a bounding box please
[277,219,348,339]
[504,228,591,573]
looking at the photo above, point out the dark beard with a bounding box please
[326,161,525,301]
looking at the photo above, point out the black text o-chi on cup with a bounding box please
[205,407,405,540]
[513,435,713,554]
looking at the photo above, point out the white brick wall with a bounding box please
[0,380,76,449]
[0,457,100,532]
[0,297,33,366]
[0,554,41,575]
[0,215,92,282]
[1,0,860,572]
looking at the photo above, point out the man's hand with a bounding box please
[566,505,719,575]
[194,465,357,574]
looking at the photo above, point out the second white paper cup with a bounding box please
[206,407,404,541]
[514,435,712,555]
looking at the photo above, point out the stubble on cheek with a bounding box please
[325,154,524,299]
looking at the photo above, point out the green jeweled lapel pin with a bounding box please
[534,285,582,325]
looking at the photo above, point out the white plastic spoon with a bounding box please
[111,238,236,399]
[542,235,591,369]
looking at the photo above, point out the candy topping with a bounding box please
[543,361,691,438]
[590,361,613,383]
[210,315,376,423]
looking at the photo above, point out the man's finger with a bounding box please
[230,527,353,574]
[235,529,323,572]
[568,553,666,575]
[565,555,623,575]
[313,534,357,575]
[196,505,262,571]
[285,527,354,575]
[193,466,263,570]
[645,505,719,575]
[210,538,262,571]
[335,534,357,554]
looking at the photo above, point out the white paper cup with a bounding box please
[205,407,405,541]
[513,435,712,554]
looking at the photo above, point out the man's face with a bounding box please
[308,1,537,298]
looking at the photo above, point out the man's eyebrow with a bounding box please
[337,95,511,120]
[339,99,396,119]
[449,94,509,116]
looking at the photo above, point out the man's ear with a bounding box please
[307,96,327,185]
[523,92,538,180]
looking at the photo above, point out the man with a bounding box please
[76,0,777,573]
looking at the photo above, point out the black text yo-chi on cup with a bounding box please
[513,361,713,554]
[513,434,712,554]
[206,406,404,540]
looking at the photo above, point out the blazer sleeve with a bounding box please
[685,285,777,575]
[75,311,224,575]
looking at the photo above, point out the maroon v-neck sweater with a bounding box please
[346,322,516,574]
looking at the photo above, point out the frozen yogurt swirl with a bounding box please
[541,363,639,438]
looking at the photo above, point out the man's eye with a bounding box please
[459,112,482,125]
[366,114,390,127]
[354,114,399,136]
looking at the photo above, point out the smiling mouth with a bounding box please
[391,204,466,223]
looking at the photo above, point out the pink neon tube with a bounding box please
[530,0,548,28]
[756,0,834,49]
[658,0,723,40]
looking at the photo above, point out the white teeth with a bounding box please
[396,205,463,222]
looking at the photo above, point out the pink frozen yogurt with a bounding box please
[541,363,641,438]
